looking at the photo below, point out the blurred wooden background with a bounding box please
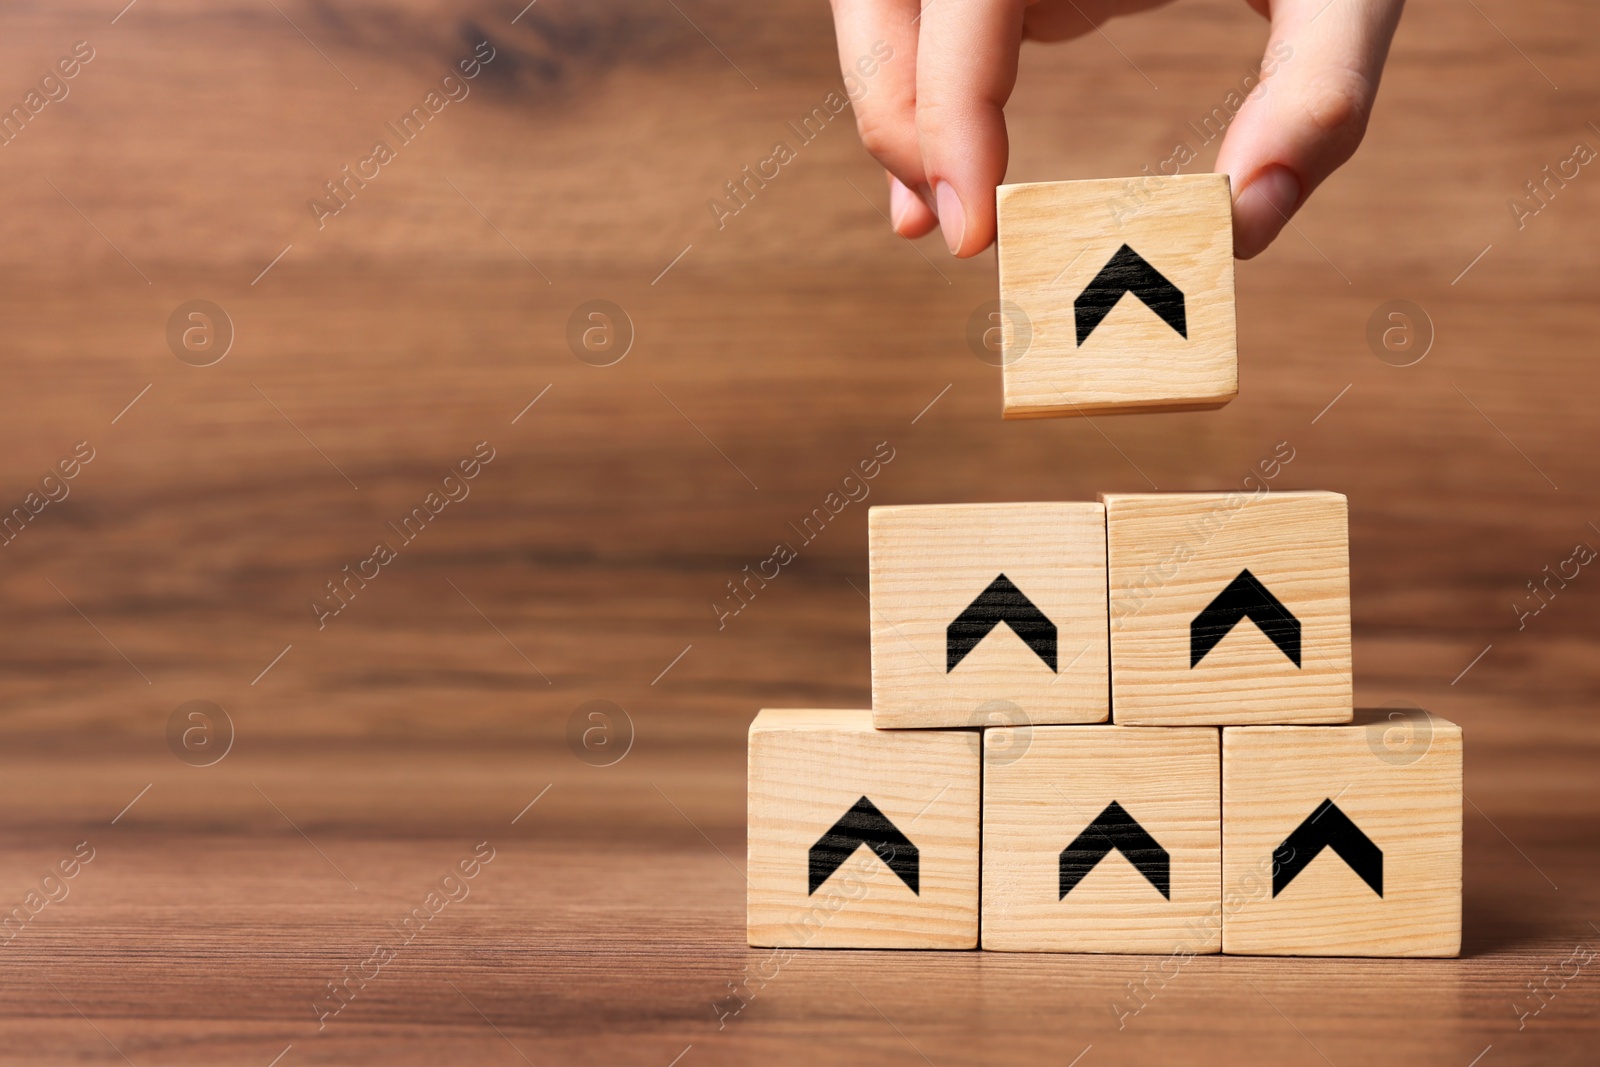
[0,0,1596,1063]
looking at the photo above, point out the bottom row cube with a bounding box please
[747,708,1461,957]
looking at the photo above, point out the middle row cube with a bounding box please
[869,493,1352,728]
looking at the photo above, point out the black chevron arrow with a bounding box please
[1074,244,1188,345]
[1273,798,1383,897]
[808,795,919,896]
[947,574,1057,672]
[1190,568,1301,668]
[1059,800,1170,900]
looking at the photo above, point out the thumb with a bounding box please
[1215,0,1405,259]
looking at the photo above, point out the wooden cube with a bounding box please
[982,725,1221,953]
[996,174,1236,418]
[1104,491,1352,726]
[869,503,1109,729]
[1221,710,1462,956]
[746,709,980,949]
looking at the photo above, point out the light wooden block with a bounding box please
[1221,710,1462,957]
[982,725,1221,953]
[1104,491,1352,726]
[746,709,980,949]
[869,503,1109,729]
[996,174,1236,418]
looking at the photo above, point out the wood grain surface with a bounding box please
[1221,710,1462,957]
[870,502,1109,728]
[1106,490,1353,724]
[998,173,1238,416]
[1,0,1597,1063]
[983,725,1221,955]
[747,709,980,949]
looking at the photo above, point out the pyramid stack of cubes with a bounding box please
[747,174,1461,957]
[747,494,1462,956]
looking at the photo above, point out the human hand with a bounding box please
[829,0,1405,258]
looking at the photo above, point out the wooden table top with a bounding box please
[1,0,1596,1063]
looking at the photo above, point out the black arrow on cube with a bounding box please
[1273,798,1384,897]
[1074,244,1188,345]
[946,573,1057,673]
[808,796,920,896]
[1059,800,1171,900]
[1190,568,1302,668]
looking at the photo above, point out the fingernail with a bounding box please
[1233,165,1301,258]
[934,180,965,255]
[889,176,913,233]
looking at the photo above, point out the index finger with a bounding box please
[914,0,1029,256]
[830,0,926,187]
